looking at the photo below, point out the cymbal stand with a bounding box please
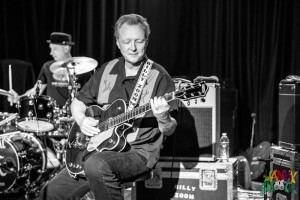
[63,64,80,117]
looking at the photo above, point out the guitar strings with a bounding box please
[96,92,177,131]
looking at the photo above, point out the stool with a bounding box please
[123,169,154,200]
[80,169,154,200]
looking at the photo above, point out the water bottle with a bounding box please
[220,132,230,162]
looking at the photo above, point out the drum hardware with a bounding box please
[0,112,15,117]
[49,138,67,164]
[0,160,18,174]
[0,89,14,98]
[52,82,69,87]
[45,147,61,169]
[0,113,18,126]
[59,116,74,122]
[47,112,73,138]
[36,80,42,97]
[0,113,19,133]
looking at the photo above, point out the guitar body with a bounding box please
[65,99,130,176]
[64,82,203,177]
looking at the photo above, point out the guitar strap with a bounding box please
[128,59,153,111]
[97,59,119,105]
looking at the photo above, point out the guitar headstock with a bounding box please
[174,81,209,101]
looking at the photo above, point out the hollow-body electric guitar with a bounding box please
[65,82,207,177]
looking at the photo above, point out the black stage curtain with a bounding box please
[1,0,300,151]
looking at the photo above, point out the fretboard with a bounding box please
[98,92,175,131]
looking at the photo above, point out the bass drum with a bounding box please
[0,132,46,193]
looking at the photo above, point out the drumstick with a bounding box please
[9,65,12,106]
[0,89,14,97]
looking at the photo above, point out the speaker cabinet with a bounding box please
[278,81,300,150]
[160,82,220,161]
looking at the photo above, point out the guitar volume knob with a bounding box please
[108,139,114,143]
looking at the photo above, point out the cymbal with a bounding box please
[50,57,98,77]
[52,69,70,82]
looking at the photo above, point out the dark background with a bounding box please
[1,0,300,153]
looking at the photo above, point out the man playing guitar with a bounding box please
[39,14,178,200]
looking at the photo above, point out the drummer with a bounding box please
[8,32,93,108]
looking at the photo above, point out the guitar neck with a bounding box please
[106,92,175,129]
[99,81,202,130]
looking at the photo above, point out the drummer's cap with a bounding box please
[46,32,75,46]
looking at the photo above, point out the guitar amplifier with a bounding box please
[278,79,300,150]
[270,145,300,200]
[160,80,220,161]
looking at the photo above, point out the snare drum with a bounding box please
[0,132,46,192]
[17,95,56,133]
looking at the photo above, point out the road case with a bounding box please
[270,146,300,200]
[278,79,300,150]
[134,158,238,200]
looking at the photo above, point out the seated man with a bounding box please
[39,14,178,200]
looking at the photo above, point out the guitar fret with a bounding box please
[108,119,112,128]
[114,116,118,125]
[98,121,107,131]
[118,114,121,122]
[141,105,144,113]
[121,114,125,123]
[123,112,127,121]
[116,115,120,124]
[126,111,130,121]
[126,111,130,120]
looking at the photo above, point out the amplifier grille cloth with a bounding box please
[160,100,215,160]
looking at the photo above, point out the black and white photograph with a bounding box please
[0,1,300,199]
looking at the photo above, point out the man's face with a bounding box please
[49,44,69,61]
[116,23,148,65]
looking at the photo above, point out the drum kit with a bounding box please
[0,57,97,199]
